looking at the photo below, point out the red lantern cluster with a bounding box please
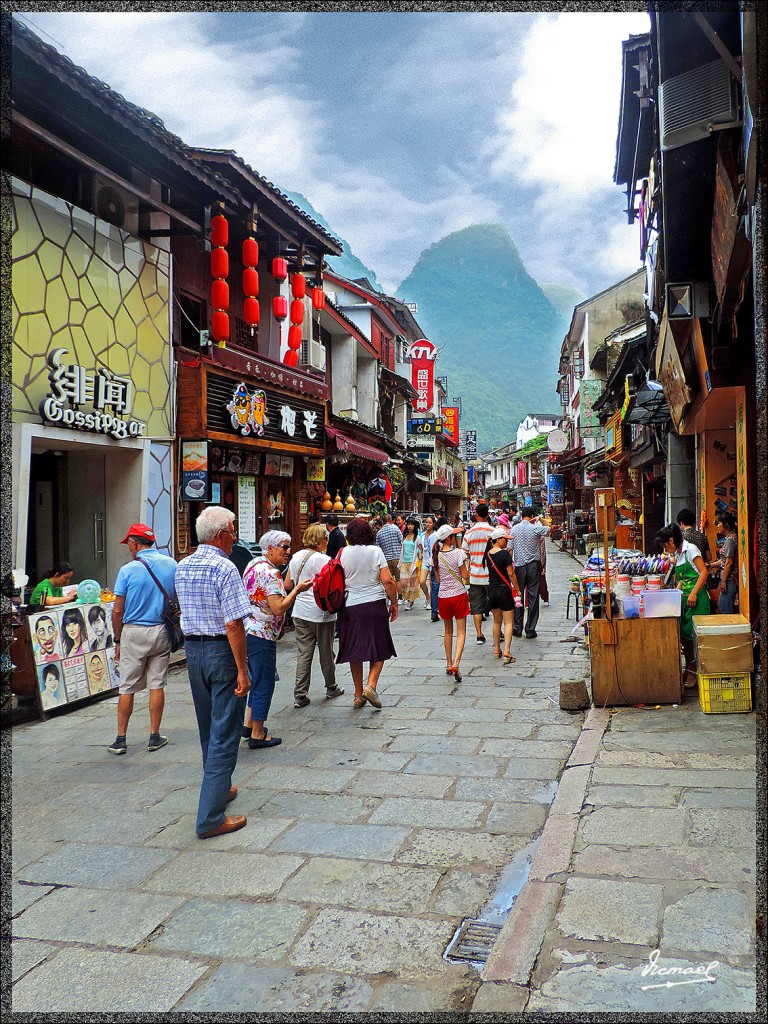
[242,237,259,327]
[210,213,229,346]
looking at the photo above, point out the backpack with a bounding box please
[312,551,347,613]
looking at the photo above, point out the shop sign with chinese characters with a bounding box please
[442,406,460,446]
[207,373,324,450]
[38,348,147,440]
[407,338,437,415]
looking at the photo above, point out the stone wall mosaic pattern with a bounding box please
[11,178,173,438]
[147,441,173,554]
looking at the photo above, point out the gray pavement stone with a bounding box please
[289,908,455,978]
[485,801,548,835]
[258,791,376,823]
[428,869,500,917]
[548,764,591,816]
[372,978,479,1012]
[483,880,563,984]
[307,748,417,769]
[270,821,411,860]
[388,733,481,754]
[18,841,174,889]
[244,765,360,793]
[397,828,527,869]
[455,720,536,738]
[573,843,755,884]
[382,719,457,736]
[149,896,308,960]
[177,963,374,1012]
[279,856,443,913]
[661,886,754,957]
[529,814,579,880]
[143,813,294,850]
[144,850,304,897]
[12,886,186,946]
[404,752,502,777]
[454,776,558,805]
[11,881,55,917]
[479,738,574,760]
[604,729,756,754]
[580,806,687,847]
[556,877,664,946]
[591,766,755,789]
[504,757,565,780]
[369,796,486,829]
[528,949,756,1013]
[11,839,64,874]
[11,939,57,983]
[11,948,207,1012]
[346,770,453,799]
[586,784,682,807]
[680,788,756,809]
[688,807,756,847]
[470,981,529,1013]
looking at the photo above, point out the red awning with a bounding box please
[326,426,389,464]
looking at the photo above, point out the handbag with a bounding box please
[137,558,184,653]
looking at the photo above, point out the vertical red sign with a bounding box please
[516,461,528,487]
[442,406,459,445]
[408,338,437,414]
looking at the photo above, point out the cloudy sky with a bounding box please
[18,8,650,299]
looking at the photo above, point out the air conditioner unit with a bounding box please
[300,338,326,372]
[85,175,140,234]
[659,58,740,151]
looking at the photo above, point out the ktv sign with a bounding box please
[407,338,437,415]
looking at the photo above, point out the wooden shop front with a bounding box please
[176,357,327,555]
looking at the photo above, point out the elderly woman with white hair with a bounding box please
[241,530,313,749]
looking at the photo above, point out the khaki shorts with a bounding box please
[118,623,171,694]
[387,558,401,582]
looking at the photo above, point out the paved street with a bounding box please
[9,542,757,1014]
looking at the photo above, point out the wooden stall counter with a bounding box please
[590,614,682,706]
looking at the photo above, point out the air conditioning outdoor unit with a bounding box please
[300,338,327,372]
[85,175,140,234]
[659,58,740,151]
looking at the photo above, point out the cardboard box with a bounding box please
[693,614,753,675]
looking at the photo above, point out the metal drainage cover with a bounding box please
[444,918,503,964]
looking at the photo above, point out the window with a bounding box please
[178,294,206,349]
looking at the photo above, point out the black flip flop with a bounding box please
[248,735,282,748]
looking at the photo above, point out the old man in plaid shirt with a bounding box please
[175,506,252,840]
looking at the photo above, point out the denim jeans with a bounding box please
[186,639,246,836]
[430,568,439,617]
[718,577,738,614]
[246,634,277,721]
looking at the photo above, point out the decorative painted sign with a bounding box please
[307,458,326,482]
[407,338,437,414]
[579,379,604,438]
[38,348,147,440]
[442,406,460,446]
[226,382,269,436]
[547,474,564,504]
[181,440,210,502]
[547,428,568,453]
[209,374,324,450]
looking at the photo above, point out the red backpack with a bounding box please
[312,551,347,613]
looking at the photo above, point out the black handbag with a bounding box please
[137,558,184,653]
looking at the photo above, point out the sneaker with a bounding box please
[147,733,168,751]
[424,601,431,610]
[475,635,486,645]
[108,736,127,755]
[293,696,311,708]
[325,686,345,699]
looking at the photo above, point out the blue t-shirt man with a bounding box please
[114,529,177,625]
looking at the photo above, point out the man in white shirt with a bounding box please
[510,507,550,639]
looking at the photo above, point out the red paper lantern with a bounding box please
[210,214,228,248]
[244,297,260,326]
[242,267,259,297]
[291,274,306,299]
[272,257,288,281]
[212,310,230,342]
[283,349,299,367]
[242,237,259,267]
[287,325,302,350]
[211,279,229,310]
[290,299,305,325]
[211,247,229,279]
[311,286,325,310]
[272,295,288,320]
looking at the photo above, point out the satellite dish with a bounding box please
[547,429,568,453]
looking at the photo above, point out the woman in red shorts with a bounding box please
[433,523,470,681]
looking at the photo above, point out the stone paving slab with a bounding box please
[403,752,503,777]
[454,720,536,739]
[289,908,456,978]
[396,828,528,869]
[661,886,754,958]
[270,821,411,860]
[148,896,309,961]
[11,881,55,917]
[504,757,566,779]
[177,963,374,1012]
[579,806,688,847]
[485,801,548,835]
[143,813,294,850]
[10,948,208,1012]
[596,748,756,770]
[143,850,304,897]
[556,876,664,946]
[370,978,478,1012]
[11,840,65,875]
[572,843,755,884]
[386,733,481,755]
[586,784,682,807]
[243,765,361,793]
[679,787,756,808]
[591,766,755,789]
[18,841,174,889]
[345,770,453,799]
[688,806,756,847]
[12,886,186,946]
[453,776,558,805]
[603,729,756,753]
[479,738,574,760]
[368,795,486,829]
[428,868,500,917]
[279,856,443,913]
[11,939,57,983]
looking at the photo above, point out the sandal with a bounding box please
[503,655,516,665]
[451,665,462,682]
[353,696,365,708]
[494,650,502,658]
[362,685,382,709]
[446,666,455,675]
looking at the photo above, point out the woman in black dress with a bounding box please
[483,528,521,664]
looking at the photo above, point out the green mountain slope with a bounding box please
[396,224,567,452]
[283,190,381,288]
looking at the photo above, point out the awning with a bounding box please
[325,426,389,464]
[380,366,418,400]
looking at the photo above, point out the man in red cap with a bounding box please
[108,523,177,755]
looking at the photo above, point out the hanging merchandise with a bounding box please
[210,211,230,347]
[272,257,288,282]
[291,274,307,299]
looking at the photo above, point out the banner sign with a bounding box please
[408,417,442,434]
[407,338,437,414]
[516,461,528,487]
[579,378,604,438]
[464,430,477,459]
[547,473,564,504]
[207,373,324,451]
[307,458,326,482]
[442,406,460,446]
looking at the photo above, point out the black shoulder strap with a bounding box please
[136,556,173,604]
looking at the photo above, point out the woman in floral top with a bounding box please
[242,530,312,749]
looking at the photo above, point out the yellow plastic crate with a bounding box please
[697,672,752,714]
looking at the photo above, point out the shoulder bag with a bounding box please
[137,558,184,653]
[487,551,523,606]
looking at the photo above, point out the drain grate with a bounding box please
[444,918,503,965]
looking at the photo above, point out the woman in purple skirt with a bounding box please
[338,518,399,709]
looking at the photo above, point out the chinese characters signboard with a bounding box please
[442,406,460,446]
[579,378,604,438]
[207,373,325,451]
[407,338,437,415]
